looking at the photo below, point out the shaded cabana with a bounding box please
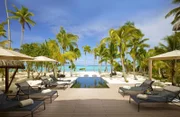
[0,47,33,60]
[24,56,57,77]
[0,60,25,93]
[148,50,180,80]
[0,47,33,92]
[33,56,57,62]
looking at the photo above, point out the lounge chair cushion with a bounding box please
[140,79,153,87]
[19,99,34,107]
[137,94,148,100]
[41,89,52,94]
[122,86,131,89]
[0,90,3,95]
[119,87,145,95]
[164,86,180,93]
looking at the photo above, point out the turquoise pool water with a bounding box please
[71,77,109,88]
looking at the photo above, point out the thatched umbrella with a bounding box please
[0,47,33,60]
[0,47,33,93]
[0,60,25,93]
[24,56,57,77]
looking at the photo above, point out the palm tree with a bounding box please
[4,0,11,48]
[115,22,142,80]
[103,42,118,77]
[9,5,35,47]
[97,43,107,73]
[0,21,10,48]
[0,40,10,48]
[82,45,91,71]
[100,30,120,77]
[46,39,61,77]
[165,0,180,30]
[92,47,99,71]
[128,36,149,80]
[69,47,81,76]
[124,58,133,74]
[0,21,7,38]
[56,27,79,74]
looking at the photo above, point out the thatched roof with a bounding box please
[0,47,33,60]
[25,56,57,62]
[0,60,25,69]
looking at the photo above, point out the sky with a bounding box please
[0,0,176,65]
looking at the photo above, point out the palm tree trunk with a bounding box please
[158,68,162,78]
[5,0,11,48]
[98,57,100,73]
[120,53,128,82]
[20,26,24,47]
[172,60,176,85]
[63,64,65,75]
[70,61,73,77]
[100,58,102,74]
[105,61,107,72]
[27,64,30,78]
[94,57,96,72]
[62,50,65,75]
[85,53,86,72]
[133,58,137,80]
[70,67,72,77]
[110,60,113,77]
[119,47,127,81]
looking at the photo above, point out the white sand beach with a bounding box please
[0,71,169,92]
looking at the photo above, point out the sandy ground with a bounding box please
[0,71,169,92]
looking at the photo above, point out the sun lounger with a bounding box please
[15,81,58,103]
[49,74,73,83]
[129,86,180,112]
[41,77,69,89]
[118,79,154,97]
[0,91,45,117]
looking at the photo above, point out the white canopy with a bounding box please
[148,50,180,80]
[26,56,57,62]
[0,47,33,60]
[149,50,180,60]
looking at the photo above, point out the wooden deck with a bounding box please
[1,84,180,117]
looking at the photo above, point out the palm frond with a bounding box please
[165,7,180,18]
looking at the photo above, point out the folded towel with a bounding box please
[19,99,34,107]
[137,94,148,100]
[172,98,180,103]
[123,86,131,89]
[41,89,52,94]
[119,89,123,93]
[0,90,4,95]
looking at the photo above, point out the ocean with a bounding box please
[60,65,111,72]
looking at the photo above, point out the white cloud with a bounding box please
[135,13,173,47]
[11,30,45,48]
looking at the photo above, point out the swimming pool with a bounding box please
[71,77,109,88]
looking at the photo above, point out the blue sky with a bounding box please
[0,0,176,65]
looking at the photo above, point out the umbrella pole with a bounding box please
[5,68,9,93]
[8,68,18,90]
[148,59,152,80]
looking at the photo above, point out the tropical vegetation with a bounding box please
[9,5,35,46]
[82,45,91,71]
[166,0,180,30]
[1,0,180,86]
